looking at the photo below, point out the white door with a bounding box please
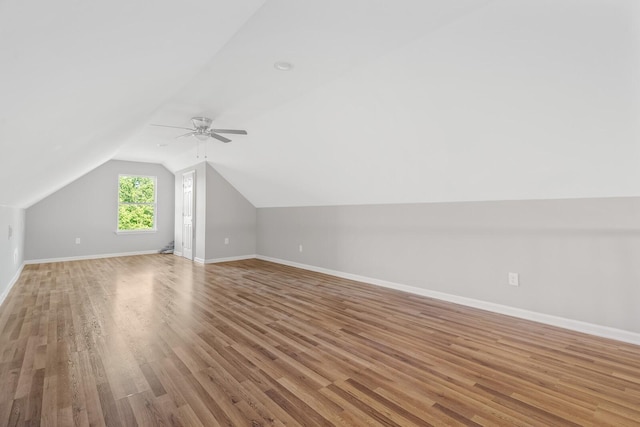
[182,171,195,260]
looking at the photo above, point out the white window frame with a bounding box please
[116,174,158,234]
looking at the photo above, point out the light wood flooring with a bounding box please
[1,255,639,426]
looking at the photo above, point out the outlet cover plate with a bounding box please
[508,272,519,286]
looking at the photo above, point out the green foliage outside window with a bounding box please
[118,176,156,231]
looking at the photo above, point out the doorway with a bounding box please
[182,170,195,260]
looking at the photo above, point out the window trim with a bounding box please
[116,174,158,233]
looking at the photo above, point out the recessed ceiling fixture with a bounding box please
[274,61,294,71]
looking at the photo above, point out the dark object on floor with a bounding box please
[159,241,174,254]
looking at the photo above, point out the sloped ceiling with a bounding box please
[2,0,639,209]
[0,0,265,208]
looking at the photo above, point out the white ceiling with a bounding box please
[2,0,639,208]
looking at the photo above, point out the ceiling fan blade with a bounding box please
[176,132,197,139]
[151,124,195,131]
[212,129,248,135]
[208,132,232,143]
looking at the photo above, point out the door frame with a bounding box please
[182,170,195,261]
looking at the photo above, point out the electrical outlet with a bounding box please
[508,272,519,287]
[224,237,229,245]
[75,237,81,245]
[299,244,303,253]
[8,225,12,240]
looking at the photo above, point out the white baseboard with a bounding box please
[256,255,640,346]
[195,254,257,264]
[0,262,25,308]
[173,251,183,257]
[24,250,162,265]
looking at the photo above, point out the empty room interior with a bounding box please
[1,0,640,425]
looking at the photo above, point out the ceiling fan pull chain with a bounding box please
[195,140,208,159]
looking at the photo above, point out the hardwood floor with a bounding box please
[1,255,639,426]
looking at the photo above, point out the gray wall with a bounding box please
[25,160,175,261]
[257,198,640,334]
[174,163,256,262]
[205,164,256,260]
[0,205,25,303]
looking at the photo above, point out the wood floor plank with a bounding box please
[0,254,639,426]
[128,390,169,427]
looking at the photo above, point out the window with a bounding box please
[118,175,157,232]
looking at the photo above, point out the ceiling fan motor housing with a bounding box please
[192,117,213,130]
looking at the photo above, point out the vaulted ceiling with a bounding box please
[1,0,638,208]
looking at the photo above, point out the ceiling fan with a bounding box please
[152,117,247,143]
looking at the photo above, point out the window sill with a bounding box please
[115,229,157,235]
